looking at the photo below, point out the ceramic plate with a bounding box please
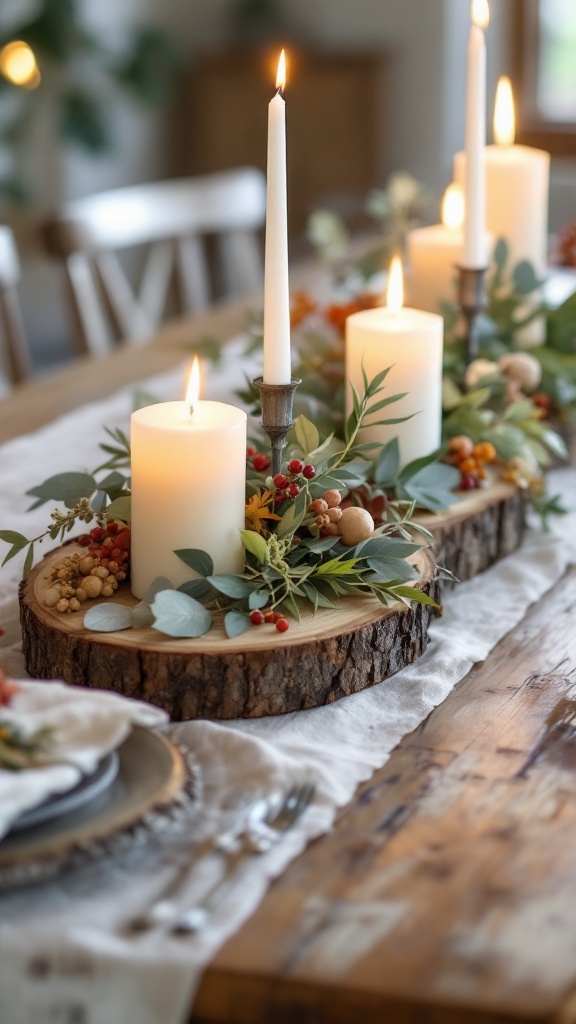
[0,727,187,884]
[12,751,120,832]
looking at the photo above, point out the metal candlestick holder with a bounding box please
[253,376,302,477]
[457,265,489,369]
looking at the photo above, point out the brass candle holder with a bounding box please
[457,265,489,369]
[253,376,302,477]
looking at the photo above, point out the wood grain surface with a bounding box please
[192,564,576,1024]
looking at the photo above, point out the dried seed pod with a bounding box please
[69,598,81,612]
[101,584,114,597]
[308,498,329,515]
[322,489,342,508]
[56,598,70,613]
[78,555,96,575]
[75,588,88,602]
[44,587,61,608]
[83,575,103,599]
[327,507,343,523]
[91,565,109,579]
[338,507,375,546]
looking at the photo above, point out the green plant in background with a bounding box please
[0,0,178,203]
[307,171,431,286]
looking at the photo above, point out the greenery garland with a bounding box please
[0,372,441,641]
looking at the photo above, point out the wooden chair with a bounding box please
[42,167,267,357]
[0,226,32,385]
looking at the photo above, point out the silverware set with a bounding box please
[128,782,315,936]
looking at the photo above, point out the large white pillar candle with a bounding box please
[455,76,550,343]
[345,259,444,470]
[263,49,291,385]
[130,362,247,599]
[462,0,489,269]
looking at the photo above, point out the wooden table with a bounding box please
[2,302,576,1024]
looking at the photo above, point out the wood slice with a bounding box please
[416,479,526,583]
[19,546,439,721]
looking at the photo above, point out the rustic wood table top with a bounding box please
[2,299,575,1024]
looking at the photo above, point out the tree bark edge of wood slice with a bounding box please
[19,546,439,721]
[418,480,526,583]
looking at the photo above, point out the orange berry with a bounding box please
[459,457,478,474]
[473,442,496,464]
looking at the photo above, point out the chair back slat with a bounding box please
[0,226,32,384]
[42,168,266,355]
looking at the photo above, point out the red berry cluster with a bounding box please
[250,609,289,632]
[272,459,316,507]
[77,522,130,575]
[247,445,271,473]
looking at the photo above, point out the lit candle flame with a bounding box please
[471,0,489,29]
[494,76,515,146]
[276,49,287,93]
[386,256,404,313]
[186,357,201,419]
[441,183,465,231]
[0,40,41,89]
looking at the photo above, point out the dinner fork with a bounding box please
[171,782,315,935]
[127,791,269,932]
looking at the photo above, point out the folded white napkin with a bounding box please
[0,679,167,842]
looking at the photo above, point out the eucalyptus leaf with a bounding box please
[97,471,128,498]
[132,601,154,628]
[142,576,174,603]
[224,610,251,638]
[355,537,421,560]
[366,558,418,582]
[512,260,540,295]
[240,529,269,564]
[22,543,35,578]
[372,437,400,486]
[26,472,97,511]
[294,415,320,455]
[248,590,270,610]
[177,578,215,603]
[151,590,212,638]
[106,496,132,523]
[206,574,256,599]
[0,531,29,567]
[174,548,214,577]
[84,602,134,633]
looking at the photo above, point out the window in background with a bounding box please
[536,0,576,123]
[515,0,576,154]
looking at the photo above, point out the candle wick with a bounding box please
[276,86,284,99]
[188,402,195,420]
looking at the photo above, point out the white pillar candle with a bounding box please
[263,49,291,385]
[462,0,489,269]
[407,184,464,313]
[455,77,550,343]
[130,362,247,599]
[345,259,444,470]
[407,185,494,314]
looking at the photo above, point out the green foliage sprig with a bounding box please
[0,721,54,771]
[0,427,131,575]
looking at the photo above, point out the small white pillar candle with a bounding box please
[130,361,247,599]
[462,0,489,269]
[345,259,444,470]
[407,184,464,313]
[455,76,550,343]
[407,185,494,314]
[263,49,291,385]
